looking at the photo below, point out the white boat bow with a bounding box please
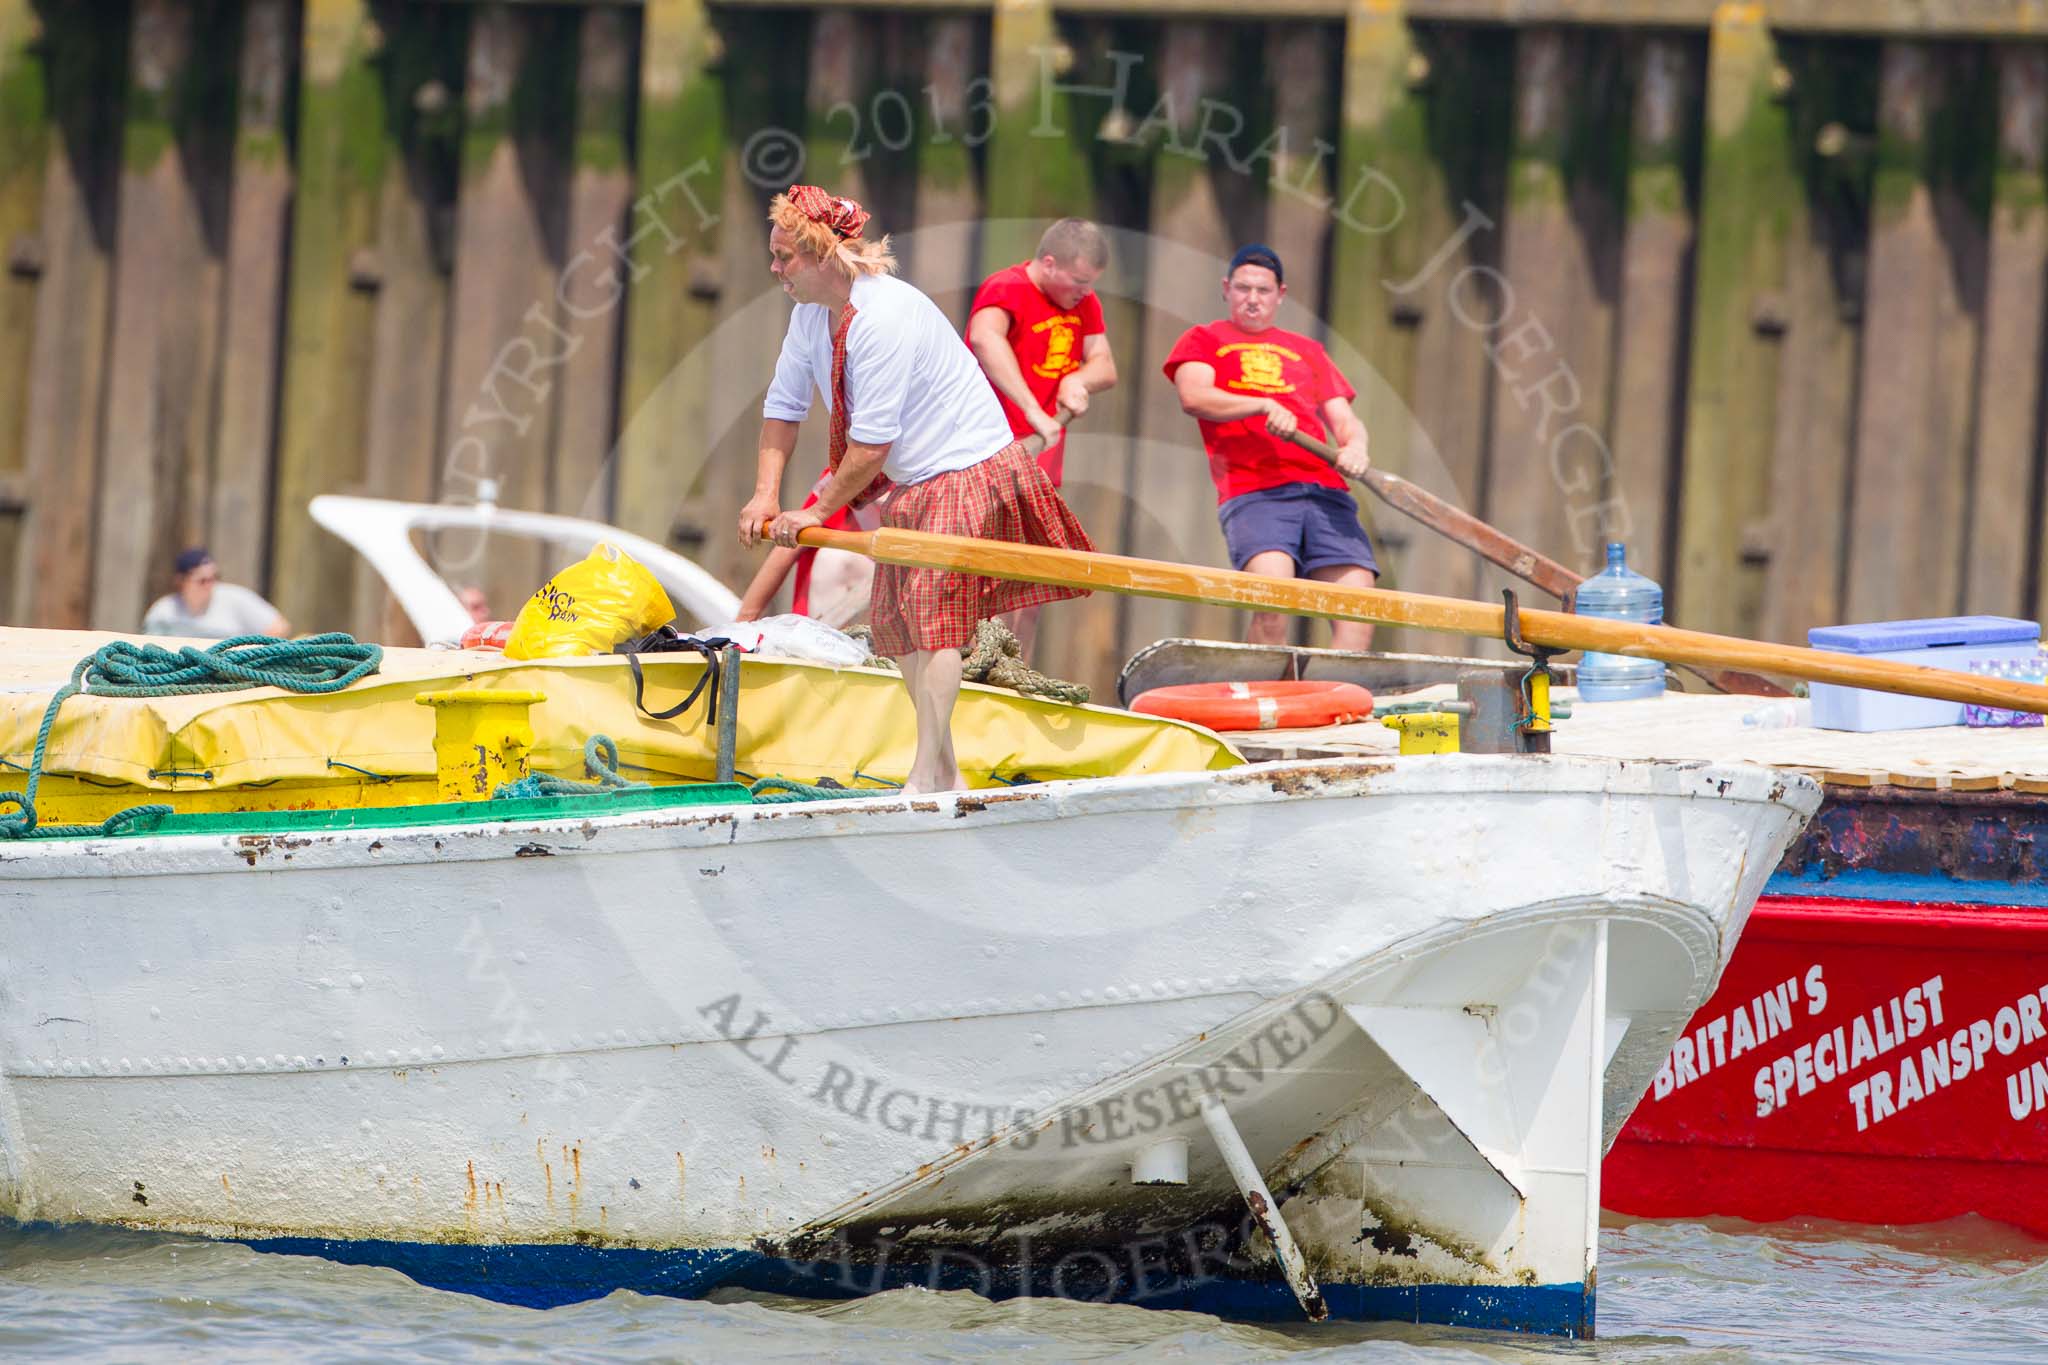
[0,753,1818,1336]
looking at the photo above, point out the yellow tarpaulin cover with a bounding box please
[0,629,1241,794]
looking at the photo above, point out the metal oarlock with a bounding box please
[1455,591,1571,755]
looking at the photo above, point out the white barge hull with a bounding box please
[0,756,1818,1336]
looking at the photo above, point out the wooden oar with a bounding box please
[788,523,2048,716]
[1018,405,1076,458]
[1281,428,1790,698]
[1283,428,1581,600]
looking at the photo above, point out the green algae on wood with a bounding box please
[980,0,1104,274]
[554,4,636,524]
[613,0,726,548]
[1608,35,1699,589]
[438,2,577,613]
[1675,2,1799,636]
[1328,8,1515,649]
[12,0,126,627]
[212,0,298,594]
[1483,27,1626,583]
[95,0,239,630]
[1125,21,1247,653]
[1972,47,2045,619]
[273,0,392,631]
[1844,41,1991,623]
[0,0,48,492]
[355,3,468,644]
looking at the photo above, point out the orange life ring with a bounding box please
[1130,680,1376,732]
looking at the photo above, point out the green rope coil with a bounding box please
[746,777,859,804]
[0,634,384,840]
[493,735,650,800]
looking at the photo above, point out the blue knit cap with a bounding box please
[173,546,213,576]
[1228,243,1283,284]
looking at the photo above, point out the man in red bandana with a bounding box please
[739,186,1093,793]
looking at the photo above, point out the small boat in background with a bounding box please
[308,494,742,645]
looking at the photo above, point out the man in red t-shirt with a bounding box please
[968,218,1118,485]
[1164,244,1377,651]
[967,218,1119,654]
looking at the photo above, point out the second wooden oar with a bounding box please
[1281,428,1790,699]
[790,523,2048,717]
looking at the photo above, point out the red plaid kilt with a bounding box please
[869,441,1094,655]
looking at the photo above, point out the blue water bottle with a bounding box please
[1572,543,1666,702]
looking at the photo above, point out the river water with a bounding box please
[2,1215,2042,1362]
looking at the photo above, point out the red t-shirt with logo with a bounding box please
[1162,321,1354,504]
[969,262,1106,486]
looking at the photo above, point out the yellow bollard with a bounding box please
[1380,711,1460,755]
[414,688,548,801]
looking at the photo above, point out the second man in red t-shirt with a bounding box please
[968,220,1120,656]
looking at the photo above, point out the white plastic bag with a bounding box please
[699,614,871,668]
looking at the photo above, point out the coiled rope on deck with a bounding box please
[746,776,857,803]
[493,735,648,800]
[0,634,384,840]
[960,619,1090,705]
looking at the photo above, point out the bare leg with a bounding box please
[1241,550,1298,647]
[996,603,1042,659]
[896,646,966,793]
[1309,563,1377,651]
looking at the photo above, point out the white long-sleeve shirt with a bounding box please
[762,273,1015,486]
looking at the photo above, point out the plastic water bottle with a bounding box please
[2024,650,2048,728]
[1742,699,1808,729]
[1572,542,1666,702]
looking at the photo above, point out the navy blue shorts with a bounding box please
[1218,484,1378,575]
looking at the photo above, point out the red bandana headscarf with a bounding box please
[787,184,870,240]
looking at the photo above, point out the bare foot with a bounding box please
[901,769,967,795]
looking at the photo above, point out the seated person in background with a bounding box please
[455,584,492,625]
[141,547,290,639]
[1164,243,1377,652]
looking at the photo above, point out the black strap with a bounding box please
[622,632,739,724]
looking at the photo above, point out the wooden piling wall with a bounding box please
[3,0,2046,698]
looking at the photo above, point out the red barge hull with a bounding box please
[1607,785,2048,1239]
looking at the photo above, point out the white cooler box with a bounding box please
[1808,615,2041,732]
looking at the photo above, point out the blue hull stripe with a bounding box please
[243,1235,1594,1337]
[1767,867,2048,909]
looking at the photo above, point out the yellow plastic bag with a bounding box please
[503,543,676,660]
